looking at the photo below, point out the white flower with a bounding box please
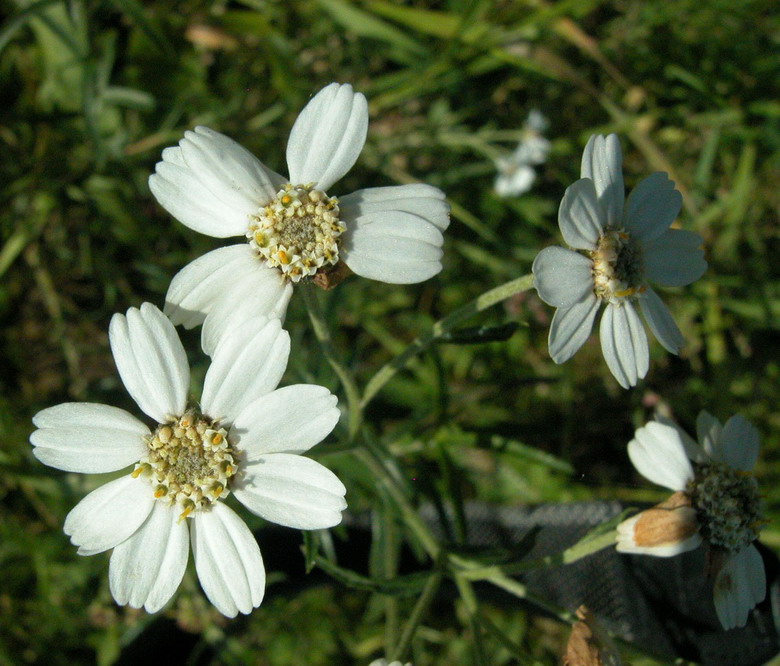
[494,110,550,197]
[616,411,766,630]
[532,134,707,388]
[368,660,412,666]
[149,83,450,354]
[30,303,345,617]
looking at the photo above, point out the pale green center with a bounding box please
[589,228,645,303]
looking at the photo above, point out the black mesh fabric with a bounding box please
[411,501,779,665]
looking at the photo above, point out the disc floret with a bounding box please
[590,228,645,303]
[687,463,763,553]
[248,183,345,282]
[132,409,237,520]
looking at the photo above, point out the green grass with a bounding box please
[1,0,779,663]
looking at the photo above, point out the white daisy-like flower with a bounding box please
[616,411,766,630]
[30,303,345,617]
[149,83,450,354]
[494,110,550,197]
[532,134,707,388]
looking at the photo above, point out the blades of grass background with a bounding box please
[0,0,60,54]
[106,0,173,55]
[316,0,425,61]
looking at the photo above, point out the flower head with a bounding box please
[494,110,550,197]
[30,303,345,617]
[532,134,706,387]
[616,411,766,629]
[149,83,450,354]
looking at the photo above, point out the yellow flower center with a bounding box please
[589,228,645,302]
[247,184,345,283]
[132,410,236,520]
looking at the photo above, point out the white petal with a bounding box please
[615,510,702,557]
[234,454,347,530]
[64,475,154,553]
[230,385,340,458]
[532,246,594,308]
[696,410,723,458]
[713,414,760,471]
[599,302,649,388]
[149,128,283,240]
[638,287,685,354]
[200,266,292,356]
[547,295,600,363]
[653,415,707,464]
[714,545,766,630]
[109,502,188,613]
[191,503,265,617]
[109,303,189,423]
[339,184,450,231]
[643,229,707,287]
[558,178,605,250]
[31,403,148,473]
[494,164,535,197]
[627,421,694,491]
[580,134,624,225]
[201,317,290,423]
[623,172,682,242]
[341,210,444,284]
[165,245,260,329]
[286,83,369,192]
[179,126,282,213]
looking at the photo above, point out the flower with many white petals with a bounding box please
[532,134,706,388]
[616,411,766,630]
[494,109,550,198]
[149,83,450,354]
[30,303,345,617]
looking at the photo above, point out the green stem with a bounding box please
[390,568,444,663]
[301,286,363,440]
[361,273,534,409]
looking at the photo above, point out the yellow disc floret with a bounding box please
[247,183,345,282]
[132,409,237,520]
[589,228,645,303]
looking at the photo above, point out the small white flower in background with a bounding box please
[616,411,766,630]
[368,660,412,666]
[532,134,706,388]
[494,109,550,198]
[149,83,450,354]
[30,303,345,617]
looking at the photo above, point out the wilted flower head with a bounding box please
[494,109,550,197]
[532,134,706,388]
[616,411,766,630]
[150,83,450,354]
[30,303,345,617]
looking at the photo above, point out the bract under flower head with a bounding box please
[29,303,345,617]
[532,134,707,388]
[616,411,767,630]
[149,83,450,354]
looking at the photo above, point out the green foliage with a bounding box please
[1,0,779,664]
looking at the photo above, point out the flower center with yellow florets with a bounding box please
[247,184,345,283]
[589,228,645,303]
[687,463,763,553]
[132,409,237,520]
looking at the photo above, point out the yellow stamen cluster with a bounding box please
[247,184,345,282]
[132,410,236,520]
[687,463,763,553]
[589,228,645,303]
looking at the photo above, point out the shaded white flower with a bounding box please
[616,411,766,630]
[494,110,550,197]
[150,83,450,354]
[368,660,412,666]
[30,303,345,617]
[532,134,706,388]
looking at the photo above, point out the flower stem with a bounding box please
[301,286,363,440]
[360,273,534,409]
